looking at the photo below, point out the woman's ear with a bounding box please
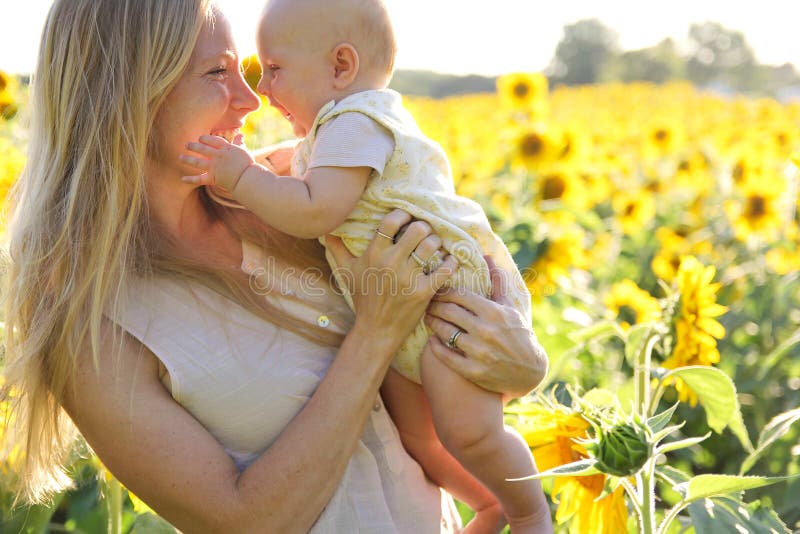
[330,43,360,89]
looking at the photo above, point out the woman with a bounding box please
[1,0,549,532]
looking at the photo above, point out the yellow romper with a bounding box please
[292,89,531,383]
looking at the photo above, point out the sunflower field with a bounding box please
[1,65,799,533]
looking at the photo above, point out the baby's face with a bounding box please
[255,9,338,138]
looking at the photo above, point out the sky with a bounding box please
[2,0,799,77]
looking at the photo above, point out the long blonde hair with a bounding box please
[2,0,342,503]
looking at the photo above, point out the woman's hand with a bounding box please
[326,209,457,358]
[424,256,548,399]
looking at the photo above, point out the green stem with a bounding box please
[639,462,657,534]
[657,501,690,534]
[620,477,641,516]
[107,477,123,534]
[634,332,659,419]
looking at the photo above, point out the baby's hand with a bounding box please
[180,135,255,191]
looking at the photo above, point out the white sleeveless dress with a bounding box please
[106,241,460,533]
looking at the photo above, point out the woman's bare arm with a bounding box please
[64,210,457,533]
[64,318,396,533]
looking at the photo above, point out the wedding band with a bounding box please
[423,251,441,275]
[410,251,426,268]
[447,329,463,350]
[375,229,394,241]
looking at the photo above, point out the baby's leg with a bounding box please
[421,348,553,533]
[381,368,505,532]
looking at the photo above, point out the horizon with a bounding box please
[2,1,799,77]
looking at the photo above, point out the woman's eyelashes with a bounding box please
[207,66,228,79]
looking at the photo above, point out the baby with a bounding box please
[182,0,550,530]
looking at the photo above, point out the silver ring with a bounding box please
[447,329,463,350]
[410,251,426,268]
[375,229,394,241]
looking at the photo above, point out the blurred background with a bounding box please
[3,0,800,99]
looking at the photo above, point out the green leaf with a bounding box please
[655,432,710,455]
[647,403,679,433]
[674,474,797,503]
[651,422,686,444]
[508,458,599,481]
[656,464,691,486]
[662,366,753,451]
[740,406,800,475]
[687,496,791,534]
[2,495,64,534]
[130,512,178,534]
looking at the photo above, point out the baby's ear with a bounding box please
[330,43,359,89]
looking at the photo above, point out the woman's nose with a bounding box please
[233,71,261,113]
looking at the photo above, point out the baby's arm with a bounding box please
[381,367,506,533]
[180,135,369,239]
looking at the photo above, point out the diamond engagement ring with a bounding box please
[447,329,463,350]
[410,251,426,268]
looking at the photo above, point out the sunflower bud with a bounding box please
[593,422,650,477]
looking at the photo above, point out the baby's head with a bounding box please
[256,0,396,137]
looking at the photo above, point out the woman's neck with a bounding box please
[145,173,242,269]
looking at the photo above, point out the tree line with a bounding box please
[390,20,800,100]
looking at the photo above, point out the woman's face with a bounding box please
[150,10,260,179]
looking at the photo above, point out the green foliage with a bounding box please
[675,474,798,503]
[548,19,620,85]
[688,496,792,534]
[661,366,752,451]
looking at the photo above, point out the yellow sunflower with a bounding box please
[577,169,613,209]
[651,247,683,283]
[511,402,628,534]
[523,228,586,299]
[642,118,685,160]
[0,70,18,120]
[662,256,728,406]
[723,173,785,242]
[0,138,25,227]
[650,226,712,283]
[729,149,764,188]
[511,127,560,171]
[604,279,661,330]
[553,124,591,165]
[764,240,800,275]
[496,72,549,115]
[612,189,656,235]
[534,168,588,211]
